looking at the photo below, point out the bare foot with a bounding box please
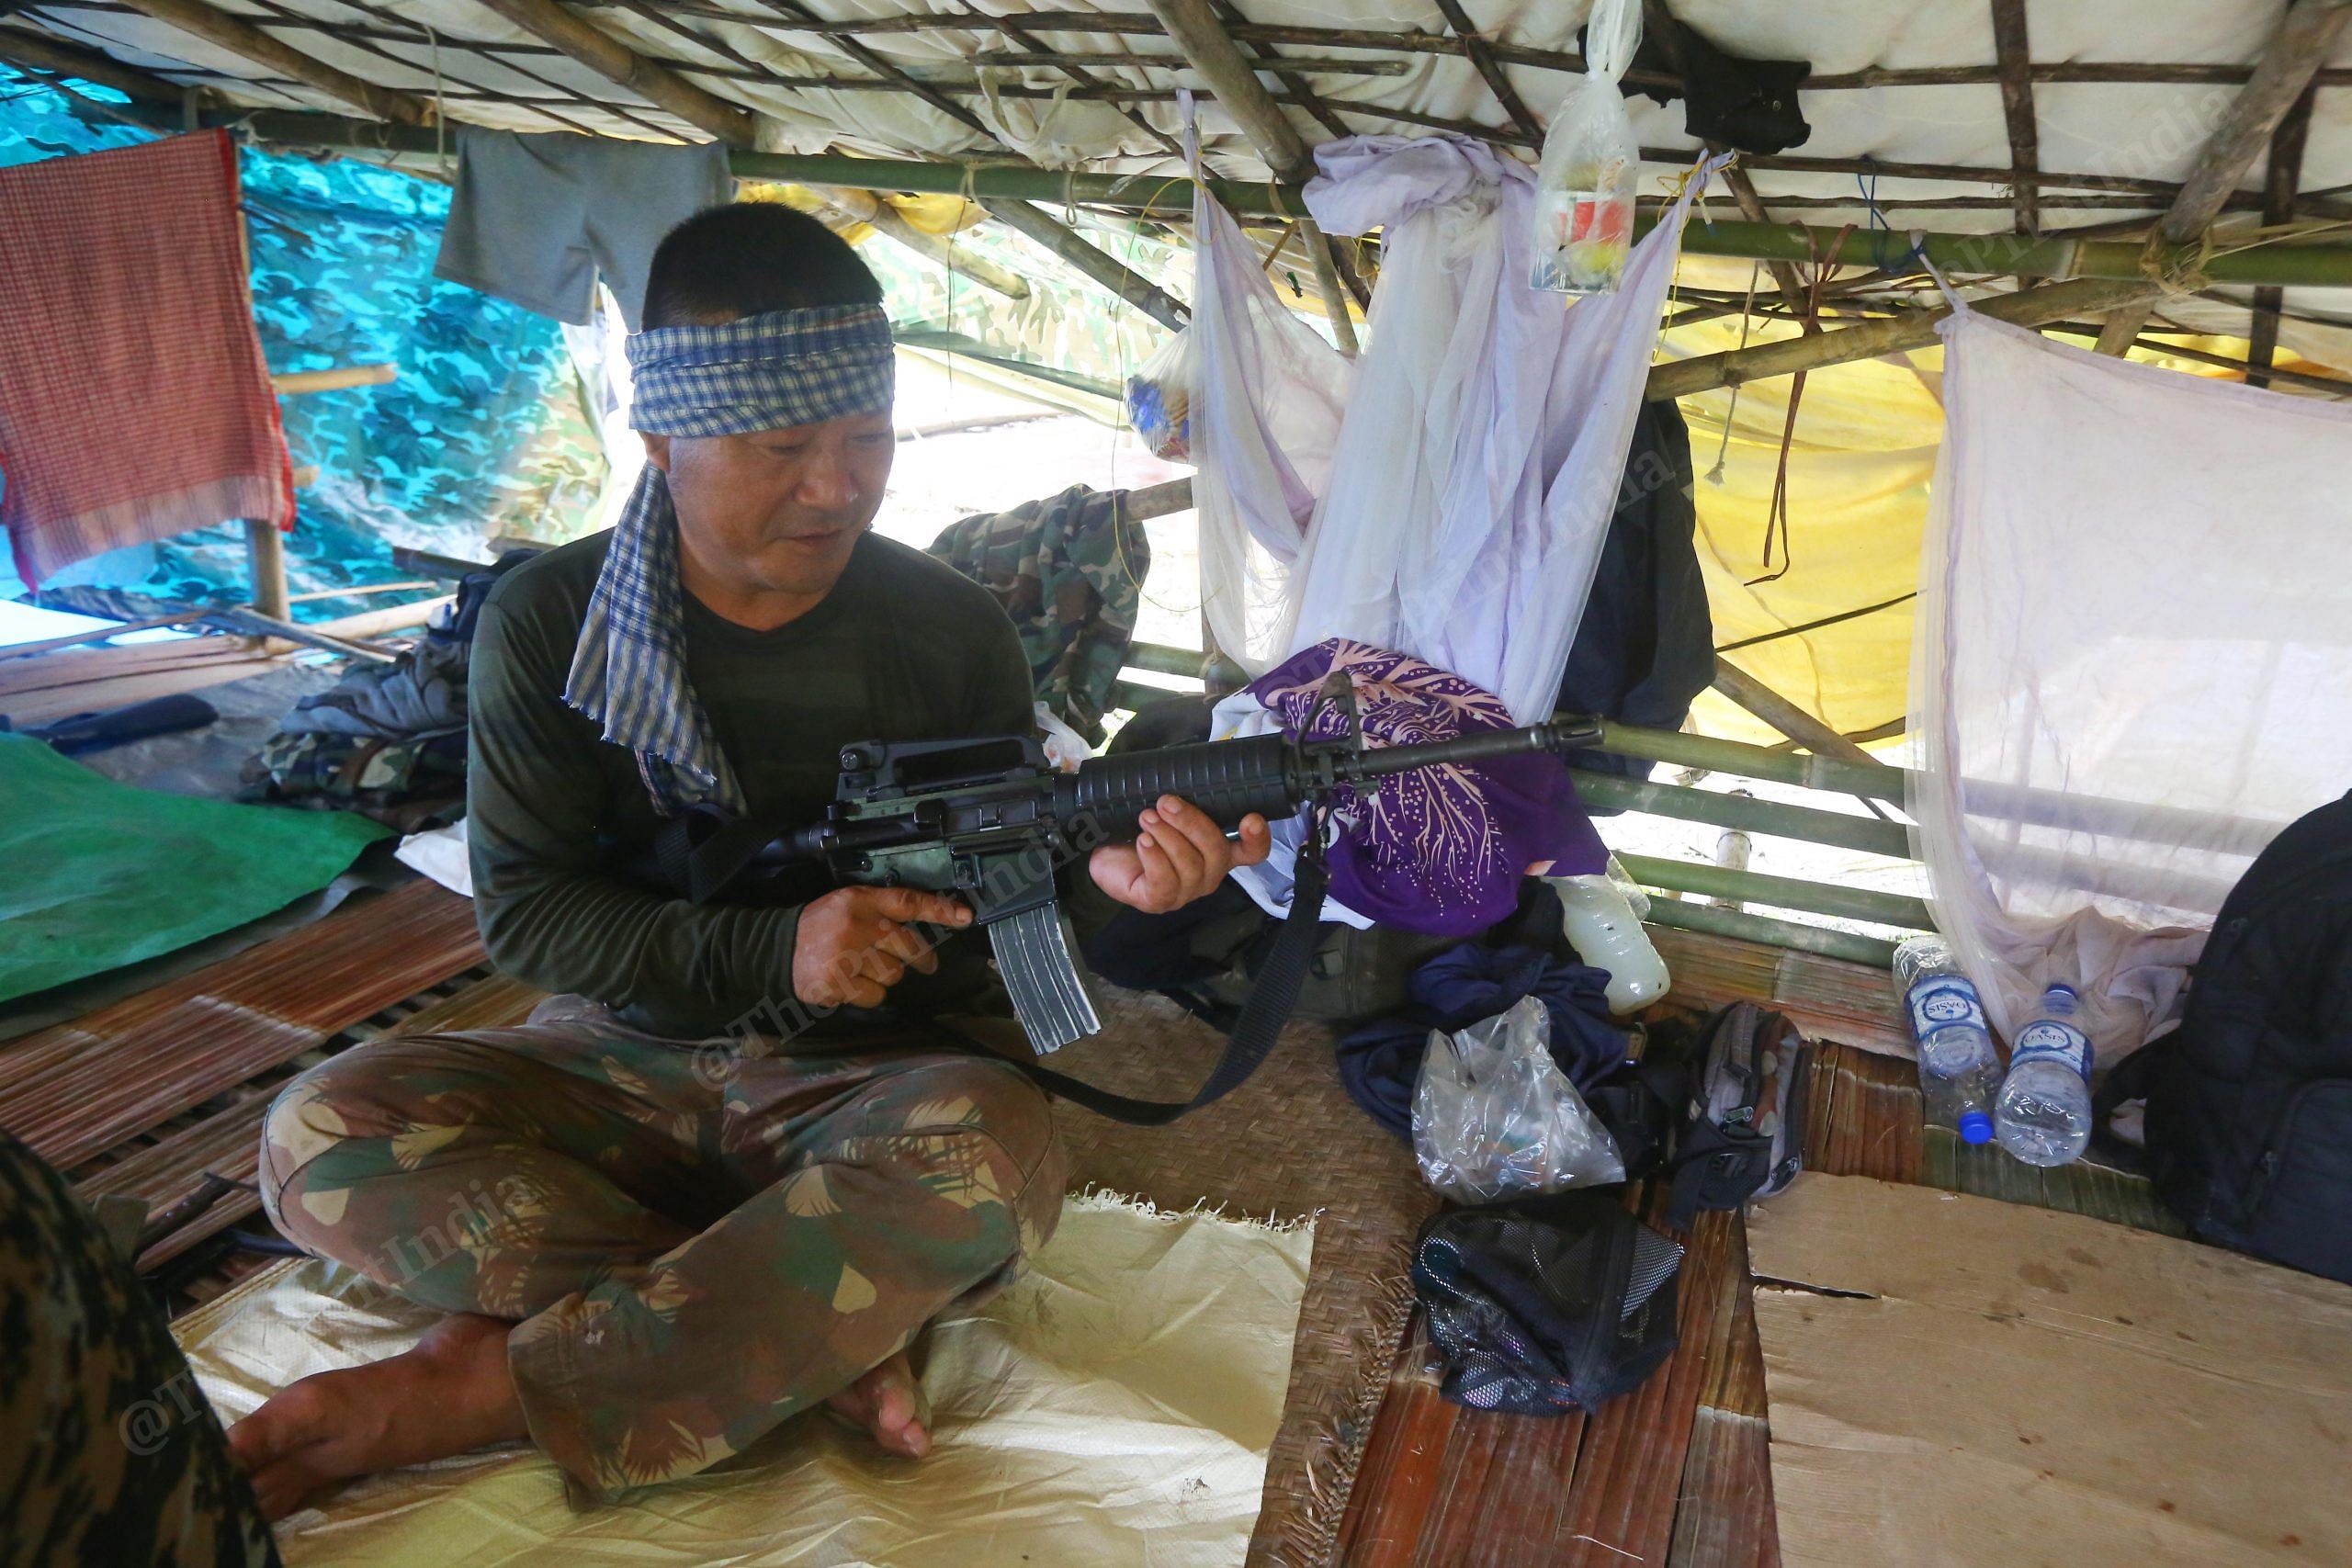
[822,1351,932,1459]
[227,1313,528,1519]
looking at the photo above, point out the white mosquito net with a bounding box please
[1908,304,2352,1056]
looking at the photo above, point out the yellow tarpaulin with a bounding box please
[175,1194,1312,1567]
[1655,254,2313,751]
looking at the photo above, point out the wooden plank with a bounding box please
[1668,1407,1778,1568]
[107,0,427,123]
[1337,1320,1461,1568]
[1553,1201,1738,1567]
[2095,0,2352,354]
[1413,1402,1586,1566]
[2247,83,2317,389]
[1696,1218,1767,1421]
[1988,0,2040,237]
[0,636,264,695]
[0,881,482,1168]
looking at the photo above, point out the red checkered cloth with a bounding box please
[0,130,293,588]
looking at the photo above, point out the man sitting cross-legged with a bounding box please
[226,203,1269,1517]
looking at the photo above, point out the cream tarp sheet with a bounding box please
[175,1193,1312,1567]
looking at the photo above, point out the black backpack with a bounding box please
[2098,790,2352,1283]
[1589,1001,1811,1229]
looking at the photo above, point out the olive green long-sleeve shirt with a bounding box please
[466,527,1043,1040]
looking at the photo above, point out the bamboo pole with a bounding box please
[1138,0,1359,355]
[966,48,1406,75]
[243,519,289,621]
[1567,768,1914,859]
[2247,85,2317,389]
[1432,0,1542,142]
[2094,0,2352,355]
[269,363,398,395]
[1616,852,1932,931]
[1710,658,1882,768]
[979,198,1189,332]
[206,110,2352,288]
[472,0,754,144]
[1592,719,1901,799]
[0,27,206,106]
[581,0,1159,307]
[105,0,427,124]
[808,186,1030,300]
[1643,898,1898,968]
[302,595,454,641]
[1647,276,2159,401]
[1988,0,2041,239]
[609,6,2352,92]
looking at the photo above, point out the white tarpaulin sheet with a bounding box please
[1907,305,2352,1053]
[175,1193,1311,1568]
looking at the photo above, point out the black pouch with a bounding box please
[1412,1189,1683,1416]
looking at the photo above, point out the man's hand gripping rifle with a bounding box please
[683,675,1602,1054]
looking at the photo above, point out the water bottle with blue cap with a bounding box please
[1996,983,2096,1167]
[1893,935,1997,1147]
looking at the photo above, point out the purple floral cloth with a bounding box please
[1248,638,1607,935]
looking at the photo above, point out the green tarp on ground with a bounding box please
[0,733,392,1004]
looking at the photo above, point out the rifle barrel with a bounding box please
[1330,719,1601,784]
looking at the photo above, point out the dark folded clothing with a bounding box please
[1335,942,1629,1141]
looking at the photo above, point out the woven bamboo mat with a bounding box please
[1045,987,1439,1568]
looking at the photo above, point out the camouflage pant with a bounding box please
[0,1131,277,1568]
[259,997,1066,1498]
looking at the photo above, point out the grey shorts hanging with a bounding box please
[432,127,733,331]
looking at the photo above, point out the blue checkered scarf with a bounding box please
[562,304,896,817]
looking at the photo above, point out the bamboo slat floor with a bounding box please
[1334,1021,2182,1566]
[0,878,483,1169]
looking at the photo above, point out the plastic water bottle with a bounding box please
[1892,935,1996,1146]
[1550,863,1670,1014]
[1996,984,2095,1167]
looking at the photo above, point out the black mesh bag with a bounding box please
[1410,1190,1683,1416]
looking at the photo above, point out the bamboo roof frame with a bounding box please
[4,6,2345,860]
[10,3,2347,222]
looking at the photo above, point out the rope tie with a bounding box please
[422,21,448,181]
[1747,223,1856,587]
[1703,261,1761,487]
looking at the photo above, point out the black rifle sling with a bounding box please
[650,803,1330,1126]
[1015,825,1331,1126]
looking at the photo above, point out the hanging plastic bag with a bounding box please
[1125,327,1197,460]
[1414,996,1626,1203]
[1529,0,1643,296]
[1032,699,1090,772]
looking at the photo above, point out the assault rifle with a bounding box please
[672,676,1602,1122]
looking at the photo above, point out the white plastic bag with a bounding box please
[1529,0,1642,295]
[1413,996,1625,1203]
[1033,700,1090,773]
[1125,327,1195,460]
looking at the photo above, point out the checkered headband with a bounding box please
[565,305,896,817]
[627,303,896,436]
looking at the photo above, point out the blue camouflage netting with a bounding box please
[0,66,605,620]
